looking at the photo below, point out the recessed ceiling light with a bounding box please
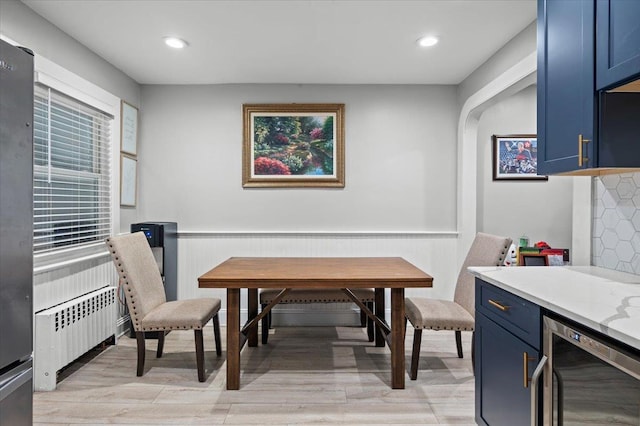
[417,36,439,47]
[164,37,188,49]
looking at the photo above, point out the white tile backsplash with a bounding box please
[592,172,640,274]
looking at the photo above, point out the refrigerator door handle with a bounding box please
[0,367,32,402]
[530,355,547,426]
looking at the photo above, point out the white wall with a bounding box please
[457,21,536,110]
[0,0,139,102]
[136,84,460,324]
[137,84,457,232]
[476,85,573,250]
[454,21,538,264]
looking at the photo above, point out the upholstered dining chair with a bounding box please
[259,289,375,344]
[405,232,511,380]
[106,232,222,382]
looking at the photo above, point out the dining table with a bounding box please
[198,257,433,390]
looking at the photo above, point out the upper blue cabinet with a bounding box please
[537,0,596,175]
[596,0,640,90]
[537,0,640,176]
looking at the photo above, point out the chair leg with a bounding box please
[195,329,205,382]
[410,328,422,380]
[135,331,146,377]
[404,317,407,340]
[360,307,367,327]
[455,330,463,358]
[156,331,165,358]
[213,314,222,356]
[366,302,374,342]
[261,304,269,344]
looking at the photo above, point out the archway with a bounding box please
[456,52,537,263]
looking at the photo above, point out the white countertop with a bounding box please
[468,266,640,350]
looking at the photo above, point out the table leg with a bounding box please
[391,287,405,389]
[227,288,240,390]
[375,288,386,347]
[247,288,258,347]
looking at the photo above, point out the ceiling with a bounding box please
[22,0,536,85]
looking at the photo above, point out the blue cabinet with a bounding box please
[596,0,640,90]
[537,0,596,175]
[537,0,640,175]
[475,279,542,426]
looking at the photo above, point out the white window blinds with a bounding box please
[33,84,112,254]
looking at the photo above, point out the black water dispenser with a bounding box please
[130,222,177,301]
[127,222,177,337]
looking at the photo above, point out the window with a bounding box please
[33,85,113,254]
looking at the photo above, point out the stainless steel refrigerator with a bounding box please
[0,39,34,426]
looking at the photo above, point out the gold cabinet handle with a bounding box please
[488,299,509,312]
[523,352,537,388]
[578,134,591,167]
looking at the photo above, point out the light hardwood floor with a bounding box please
[34,325,475,425]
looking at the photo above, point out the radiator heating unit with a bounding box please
[34,286,117,391]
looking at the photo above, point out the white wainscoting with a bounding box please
[33,254,117,312]
[31,232,460,331]
[177,231,459,326]
[33,253,126,335]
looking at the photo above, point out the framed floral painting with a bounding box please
[242,104,345,188]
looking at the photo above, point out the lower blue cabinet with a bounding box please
[475,279,542,426]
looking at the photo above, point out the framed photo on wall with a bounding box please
[242,103,345,188]
[121,100,138,155]
[492,134,548,181]
[120,154,137,207]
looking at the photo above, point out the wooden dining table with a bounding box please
[198,257,433,390]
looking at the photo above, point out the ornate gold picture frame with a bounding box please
[243,103,345,188]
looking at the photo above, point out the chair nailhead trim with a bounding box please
[419,326,474,331]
